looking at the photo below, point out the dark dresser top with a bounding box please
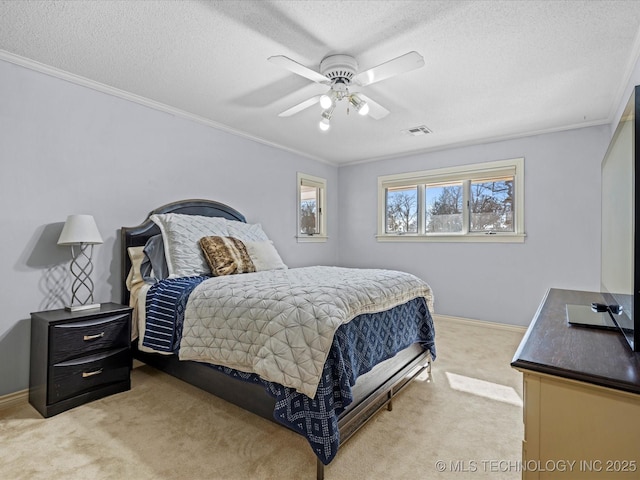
[511,288,640,394]
[31,303,131,323]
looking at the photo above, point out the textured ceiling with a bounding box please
[1,0,640,165]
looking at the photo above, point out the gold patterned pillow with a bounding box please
[199,236,256,276]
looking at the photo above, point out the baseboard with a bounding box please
[0,389,28,411]
[433,313,527,333]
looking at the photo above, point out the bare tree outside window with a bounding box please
[470,178,514,232]
[300,200,317,234]
[386,186,417,233]
[426,184,463,233]
[300,183,320,234]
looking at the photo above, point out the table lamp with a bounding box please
[57,214,103,311]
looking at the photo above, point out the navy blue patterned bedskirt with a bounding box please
[143,276,436,465]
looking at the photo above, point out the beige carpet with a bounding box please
[0,317,524,480]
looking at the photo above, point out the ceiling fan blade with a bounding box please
[354,51,425,86]
[268,55,330,84]
[278,95,322,117]
[357,94,390,120]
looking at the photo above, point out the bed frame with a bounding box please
[121,199,432,480]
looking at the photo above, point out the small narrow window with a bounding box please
[297,173,327,242]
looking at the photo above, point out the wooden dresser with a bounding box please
[511,288,640,480]
[29,303,132,418]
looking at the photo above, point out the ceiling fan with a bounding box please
[268,51,425,131]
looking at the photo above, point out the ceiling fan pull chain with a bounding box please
[345,87,349,114]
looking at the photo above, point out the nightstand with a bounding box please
[29,303,132,418]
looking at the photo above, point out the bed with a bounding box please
[120,199,435,479]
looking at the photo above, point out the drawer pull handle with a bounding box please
[82,369,103,378]
[83,332,105,341]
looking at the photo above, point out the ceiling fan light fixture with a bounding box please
[350,94,370,116]
[270,50,424,126]
[320,89,338,110]
[319,107,334,131]
[319,117,331,131]
[320,93,333,110]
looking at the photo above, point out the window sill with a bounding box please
[375,233,526,243]
[296,235,328,243]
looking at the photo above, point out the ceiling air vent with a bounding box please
[403,125,432,136]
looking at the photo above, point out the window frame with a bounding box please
[377,158,525,243]
[297,172,327,243]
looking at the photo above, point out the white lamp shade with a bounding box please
[58,215,103,245]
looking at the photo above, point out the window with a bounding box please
[297,172,327,242]
[425,182,463,233]
[386,185,418,233]
[378,158,525,242]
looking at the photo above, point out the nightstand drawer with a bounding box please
[50,313,130,364]
[48,347,130,404]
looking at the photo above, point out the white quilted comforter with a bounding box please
[178,266,433,398]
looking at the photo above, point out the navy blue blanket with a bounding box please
[143,275,436,465]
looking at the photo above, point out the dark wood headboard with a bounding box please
[120,199,246,305]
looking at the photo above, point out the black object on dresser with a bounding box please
[29,303,132,418]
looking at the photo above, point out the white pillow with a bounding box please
[150,213,229,277]
[225,220,270,242]
[244,241,287,271]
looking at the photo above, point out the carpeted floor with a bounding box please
[0,317,525,480]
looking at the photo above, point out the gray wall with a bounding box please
[0,59,339,396]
